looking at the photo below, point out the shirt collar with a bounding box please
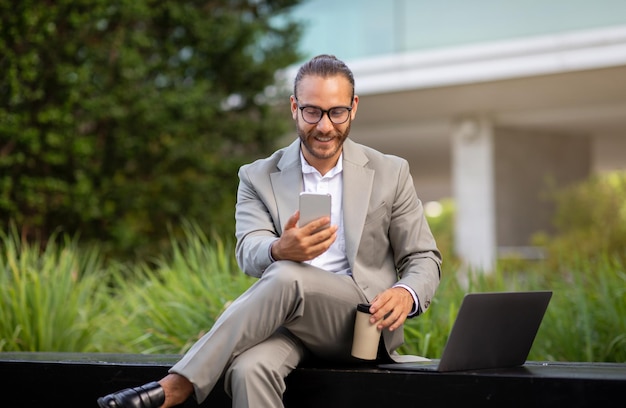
[300,150,343,177]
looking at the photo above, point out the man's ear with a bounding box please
[290,95,298,120]
[350,95,359,119]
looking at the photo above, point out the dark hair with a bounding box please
[293,54,355,100]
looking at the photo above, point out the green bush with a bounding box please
[424,198,458,268]
[534,170,626,264]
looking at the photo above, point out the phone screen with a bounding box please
[299,192,331,229]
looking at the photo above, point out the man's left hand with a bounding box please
[369,287,414,332]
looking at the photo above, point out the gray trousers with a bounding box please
[169,260,369,407]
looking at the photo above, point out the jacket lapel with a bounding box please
[270,138,374,269]
[271,139,303,235]
[342,139,374,269]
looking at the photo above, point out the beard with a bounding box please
[296,116,351,161]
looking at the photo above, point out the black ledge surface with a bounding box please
[1,352,625,407]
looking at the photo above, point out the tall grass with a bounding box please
[0,225,108,352]
[531,254,626,362]
[1,222,624,362]
[94,223,256,354]
[400,254,626,362]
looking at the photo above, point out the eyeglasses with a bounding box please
[296,99,353,125]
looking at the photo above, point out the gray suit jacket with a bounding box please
[235,138,442,352]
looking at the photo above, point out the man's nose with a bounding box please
[316,113,334,132]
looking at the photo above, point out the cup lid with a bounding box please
[357,303,372,313]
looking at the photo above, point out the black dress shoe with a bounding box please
[97,381,165,408]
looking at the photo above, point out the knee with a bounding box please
[264,259,325,279]
[263,260,308,286]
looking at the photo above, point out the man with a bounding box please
[98,54,441,408]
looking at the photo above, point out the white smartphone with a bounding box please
[298,192,331,229]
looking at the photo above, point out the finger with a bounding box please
[370,298,392,324]
[309,224,337,243]
[385,311,407,332]
[369,290,392,316]
[369,289,411,330]
[284,211,300,230]
[376,303,396,328]
[382,301,408,330]
[303,216,331,234]
[305,228,337,258]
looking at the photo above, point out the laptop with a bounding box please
[379,290,552,372]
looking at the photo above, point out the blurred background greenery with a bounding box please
[1,0,625,363]
[1,0,302,261]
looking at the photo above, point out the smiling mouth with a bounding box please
[314,135,333,142]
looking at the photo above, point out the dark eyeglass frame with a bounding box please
[295,98,353,125]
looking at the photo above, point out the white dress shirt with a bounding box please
[300,151,351,275]
[300,151,419,315]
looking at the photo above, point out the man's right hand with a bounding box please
[270,211,337,262]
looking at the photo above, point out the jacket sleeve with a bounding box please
[234,163,279,278]
[390,159,442,315]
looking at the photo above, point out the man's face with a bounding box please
[291,75,359,168]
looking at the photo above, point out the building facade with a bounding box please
[284,0,626,270]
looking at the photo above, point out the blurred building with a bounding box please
[283,0,626,270]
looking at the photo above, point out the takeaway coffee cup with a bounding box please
[351,303,382,360]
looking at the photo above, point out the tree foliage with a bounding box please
[0,0,302,260]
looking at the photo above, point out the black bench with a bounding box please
[1,352,625,407]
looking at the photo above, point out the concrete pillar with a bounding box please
[452,117,496,272]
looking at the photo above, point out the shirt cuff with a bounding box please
[393,283,420,317]
[268,240,277,263]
